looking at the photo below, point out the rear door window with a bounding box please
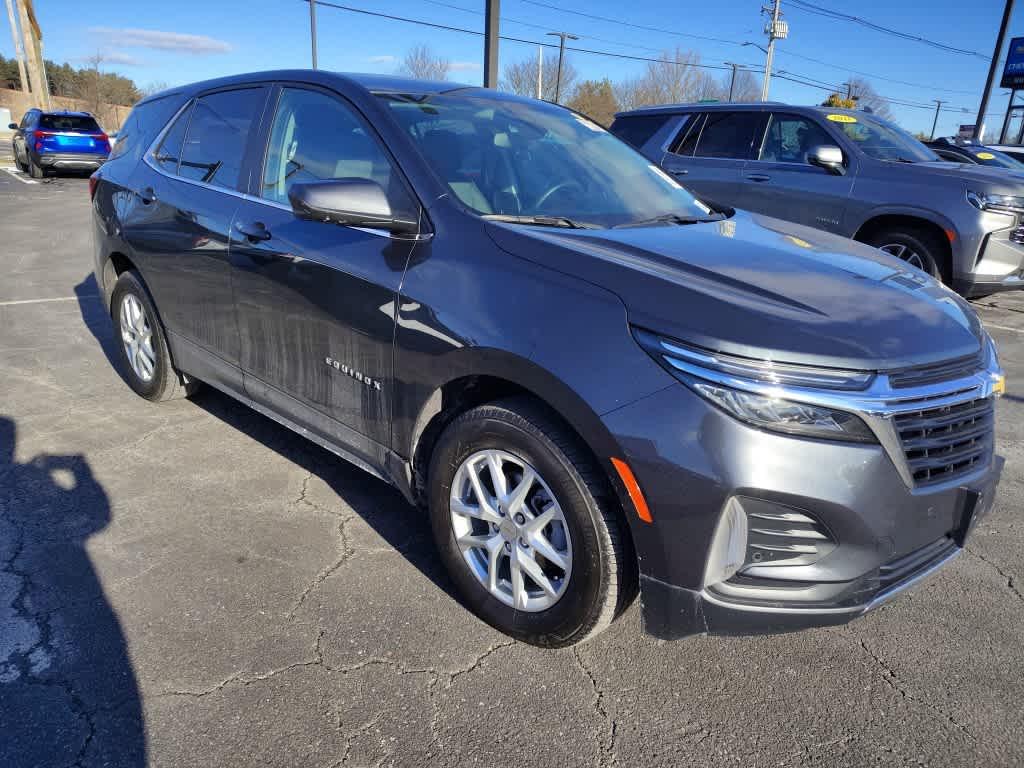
[153,104,192,174]
[39,114,100,132]
[178,88,266,189]
[693,111,764,159]
[609,114,671,149]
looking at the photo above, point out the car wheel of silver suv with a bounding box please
[867,227,945,281]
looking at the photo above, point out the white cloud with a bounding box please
[367,55,396,64]
[449,61,481,72]
[90,27,232,55]
[97,50,143,66]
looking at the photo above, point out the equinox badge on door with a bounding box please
[325,357,382,391]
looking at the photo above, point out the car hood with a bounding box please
[906,159,1024,188]
[487,210,983,371]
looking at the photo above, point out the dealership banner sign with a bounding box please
[1001,37,1024,89]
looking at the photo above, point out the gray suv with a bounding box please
[612,104,1024,297]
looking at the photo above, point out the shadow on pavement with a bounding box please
[75,274,121,373]
[0,416,146,767]
[189,387,457,601]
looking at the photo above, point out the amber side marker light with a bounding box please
[610,458,653,524]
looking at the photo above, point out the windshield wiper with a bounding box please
[613,212,725,229]
[480,214,600,229]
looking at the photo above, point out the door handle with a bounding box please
[139,186,157,204]
[235,221,272,242]
[670,169,689,176]
[745,174,771,182]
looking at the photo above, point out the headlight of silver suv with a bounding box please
[967,190,1024,215]
[634,329,878,443]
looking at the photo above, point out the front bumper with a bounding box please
[958,214,1024,296]
[602,381,1003,639]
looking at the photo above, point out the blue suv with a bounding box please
[9,109,111,178]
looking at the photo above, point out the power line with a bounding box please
[784,0,988,59]
[776,49,977,95]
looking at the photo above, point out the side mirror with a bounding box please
[7,123,17,130]
[288,179,418,236]
[808,145,846,175]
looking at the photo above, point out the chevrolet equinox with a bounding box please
[91,72,1005,647]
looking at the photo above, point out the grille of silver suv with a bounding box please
[894,397,995,487]
[888,351,984,389]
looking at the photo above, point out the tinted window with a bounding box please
[179,88,265,188]
[154,104,192,174]
[262,88,398,207]
[609,114,671,149]
[829,112,936,163]
[671,113,704,156]
[759,113,836,163]
[112,94,185,163]
[39,114,100,132]
[694,111,763,159]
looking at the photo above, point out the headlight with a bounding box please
[691,382,877,442]
[634,329,878,443]
[967,190,1024,215]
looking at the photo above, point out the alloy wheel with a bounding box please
[120,293,156,382]
[879,242,927,271]
[449,449,572,611]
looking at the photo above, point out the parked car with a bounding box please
[611,103,1024,297]
[926,137,1024,169]
[91,72,1004,646]
[9,109,110,178]
[986,144,1024,164]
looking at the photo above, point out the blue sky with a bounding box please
[1,0,1019,137]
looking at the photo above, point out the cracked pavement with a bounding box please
[1,169,1024,767]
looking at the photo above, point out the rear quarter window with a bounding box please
[609,114,671,149]
[108,94,188,165]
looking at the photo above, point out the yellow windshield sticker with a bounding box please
[826,114,858,123]
[977,152,996,160]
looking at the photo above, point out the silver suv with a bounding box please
[612,104,1024,297]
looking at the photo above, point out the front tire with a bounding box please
[428,397,635,647]
[865,227,946,281]
[110,270,197,402]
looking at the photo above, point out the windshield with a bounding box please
[379,90,715,228]
[826,112,938,163]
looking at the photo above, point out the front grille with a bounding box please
[888,352,984,389]
[894,398,994,487]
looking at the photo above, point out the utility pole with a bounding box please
[16,0,47,107]
[4,0,28,94]
[726,62,739,101]
[760,0,787,101]
[536,45,543,99]
[546,31,578,104]
[483,0,499,88]
[931,100,945,139]
[1001,90,1017,143]
[308,0,317,69]
[974,0,1015,140]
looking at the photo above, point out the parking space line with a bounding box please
[1,166,39,185]
[0,296,85,307]
[984,322,1024,334]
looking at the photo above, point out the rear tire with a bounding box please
[864,226,946,281]
[110,270,199,402]
[13,146,26,172]
[428,397,635,647]
[27,154,44,179]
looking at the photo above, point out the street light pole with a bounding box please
[483,0,500,88]
[931,100,945,140]
[974,0,1015,140]
[309,0,318,69]
[546,31,578,104]
[725,62,740,101]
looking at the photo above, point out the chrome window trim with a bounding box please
[651,335,1002,492]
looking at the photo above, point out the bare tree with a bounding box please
[400,45,450,81]
[501,53,577,102]
[140,81,170,97]
[845,77,892,120]
[614,48,714,111]
[726,68,761,102]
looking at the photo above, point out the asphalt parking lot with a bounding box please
[1,153,1023,768]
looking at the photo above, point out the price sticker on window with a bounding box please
[826,114,858,124]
